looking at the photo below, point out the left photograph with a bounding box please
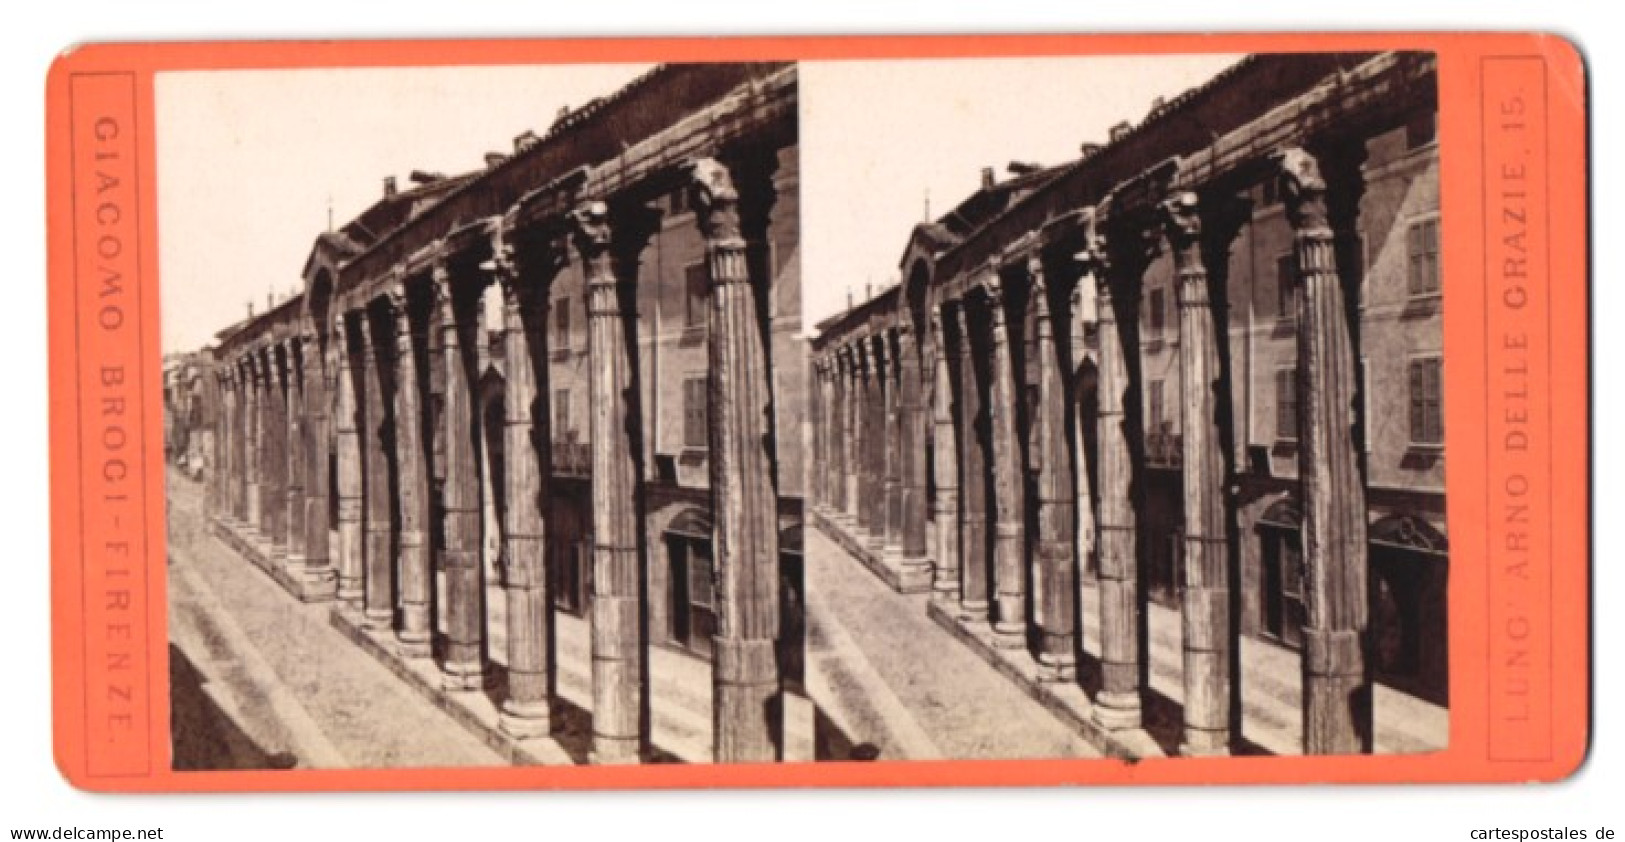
[159,62,807,769]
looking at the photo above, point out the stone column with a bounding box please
[929,308,961,598]
[333,311,366,608]
[952,301,990,621]
[984,273,1027,648]
[854,339,875,536]
[388,281,433,658]
[570,200,644,764]
[301,327,336,594]
[1028,254,1077,680]
[1087,235,1143,730]
[265,344,289,556]
[495,242,554,739]
[898,323,929,569]
[843,345,861,522]
[1278,148,1371,754]
[883,328,904,556]
[285,337,308,568]
[1162,192,1232,755]
[219,371,235,521]
[693,158,783,763]
[243,355,261,534]
[435,261,488,691]
[360,307,394,630]
[831,351,850,516]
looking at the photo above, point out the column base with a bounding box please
[440,660,490,692]
[1092,690,1144,731]
[991,620,1026,649]
[498,701,554,740]
[958,600,989,623]
[337,578,363,608]
[1037,651,1077,683]
[395,630,432,659]
[1178,729,1231,757]
[361,608,393,630]
[589,736,642,766]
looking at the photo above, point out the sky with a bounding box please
[156,55,1241,352]
[799,53,1242,330]
[156,62,654,354]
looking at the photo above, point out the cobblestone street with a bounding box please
[167,471,505,769]
[804,527,1099,761]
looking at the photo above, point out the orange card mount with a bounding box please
[45,33,1588,792]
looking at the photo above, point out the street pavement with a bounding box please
[804,527,1100,761]
[167,472,506,770]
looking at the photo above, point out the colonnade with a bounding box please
[212,155,790,764]
[811,145,1374,756]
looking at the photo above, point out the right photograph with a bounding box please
[799,50,1444,759]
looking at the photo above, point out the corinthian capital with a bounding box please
[1158,191,1202,250]
[1273,147,1328,231]
[688,157,741,243]
[568,200,612,261]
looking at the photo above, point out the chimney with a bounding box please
[383,176,397,198]
[980,166,996,191]
[1079,142,1104,159]
[513,129,540,153]
[1109,120,1133,143]
[847,288,853,310]
[1007,161,1042,176]
[485,151,508,169]
[1150,95,1166,113]
[247,302,254,320]
[409,170,445,186]
[266,292,274,312]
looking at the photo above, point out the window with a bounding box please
[1147,287,1166,337]
[1275,368,1298,441]
[1276,253,1298,319]
[1261,175,1281,207]
[684,261,708,329]
[553,300,571,352]
[669,184,691,217]
[1409,357,1444,446]
[1407,218,1441,297]
[1148,379,1165,432]
[554,389,572,439]
[683,375,708,449]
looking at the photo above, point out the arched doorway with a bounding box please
[1368,513,1449,705]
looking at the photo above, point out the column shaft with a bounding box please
[1164,193,1232,755]
[1280,149,1371,754]
[498,260,554,738]
[301,331,336,591]
[1030,258,1077,678]
[1092,254,1143,730]
[334,314,365,607]
[360,311,393,629]
[953,303,989,619]
[693,159,783,762]
[391,287,432,656]
[883,330,904,553]
[929,310,960,596]
[898,326,928,564]
[285,338,308,566]
[437,265,488,689]
[244,357,262,533]
[571,202,643,764]
[985,279,1027,646]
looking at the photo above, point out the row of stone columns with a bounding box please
[212,155,790,764]
[809,146,1372,755]
[216,336,338,599]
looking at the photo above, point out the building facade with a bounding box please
[809,51,1444,756]
[201,63,804,764]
